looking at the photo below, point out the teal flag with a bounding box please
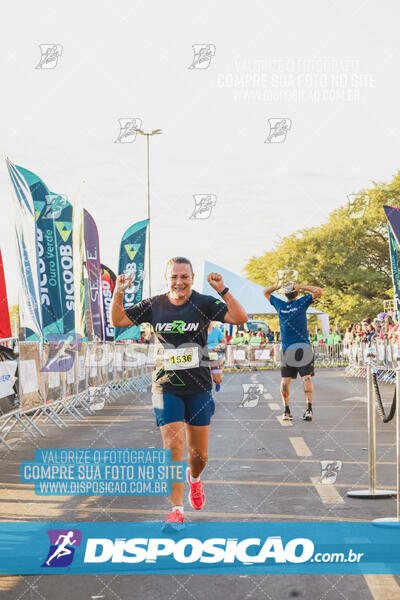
[115,219,148,341]
[388,224,400,319]
[15,165,74,338]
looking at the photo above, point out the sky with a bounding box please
[1,0,400,305]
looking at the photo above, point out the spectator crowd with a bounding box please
[131,313,400,347]
[228,328,277,345]
[343,313,400,345]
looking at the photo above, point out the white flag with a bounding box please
[6,158,42,338]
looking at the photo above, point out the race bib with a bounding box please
[208,351,219,361]
[163,347,199,371]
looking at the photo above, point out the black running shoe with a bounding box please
[303,408,313,421]
[282,408,293,420]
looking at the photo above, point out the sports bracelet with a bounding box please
[219,287,229,296]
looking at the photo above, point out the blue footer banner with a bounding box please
[1,522,400,574]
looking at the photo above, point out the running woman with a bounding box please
[262,281,323,421]
[111,257,247,527]
[207,321,226,392]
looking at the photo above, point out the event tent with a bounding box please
[201,261,330,337]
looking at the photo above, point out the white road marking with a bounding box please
[290,437,312,457]
[310,476,344,504]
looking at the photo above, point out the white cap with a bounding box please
[283,282,295,293]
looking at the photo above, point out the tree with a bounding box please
[245,172,400,327]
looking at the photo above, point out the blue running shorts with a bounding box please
[152,391,215,427]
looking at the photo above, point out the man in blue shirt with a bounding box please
[266,328,274,343]
[263,282,323,421]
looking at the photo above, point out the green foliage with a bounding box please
[246,172,400,327]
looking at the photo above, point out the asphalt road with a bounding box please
[1,368,400,600]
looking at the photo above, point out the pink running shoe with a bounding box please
[187,468,206,510]
[162,509,184,532]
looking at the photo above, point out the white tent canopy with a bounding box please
[201,261,330,337]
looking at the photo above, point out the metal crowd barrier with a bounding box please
[225,344,279,369]
[345,340,398,383]
[0,335,356,449]
[347,346,395,500]
[312,342,347,365]
[0,340,154,451]
[344,344,400,518]
[225,342,347,369]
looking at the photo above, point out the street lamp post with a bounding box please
[136,128,162,297]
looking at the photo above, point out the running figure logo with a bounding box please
[88,386,109,411]
[277,268,299,288]
[189,195,217,219]
[346,194,369,219]
[42,194,68,219]
[42,334,82,373]
[42,529,82,567]
[265,119,292,143]
[240,383,264,408]
[35,44,63,69]
[114,118,142,143]
[320,460,342,484]
[123,267,145,295]
[188,44,216,69]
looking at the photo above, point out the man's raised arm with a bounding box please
[294,283,323,300]
[262,283,280,302]
[110,274,135,327]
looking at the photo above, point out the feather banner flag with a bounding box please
[83,209,104,340]
[384,205,400,319]
[115,219,148,341]
[6,158,42,338]
[0,249,11,339]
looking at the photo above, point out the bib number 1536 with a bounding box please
[163,347,199,371]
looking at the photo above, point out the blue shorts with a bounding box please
[152,391,215,427]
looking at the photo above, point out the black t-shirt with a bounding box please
[125,290,228,394]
